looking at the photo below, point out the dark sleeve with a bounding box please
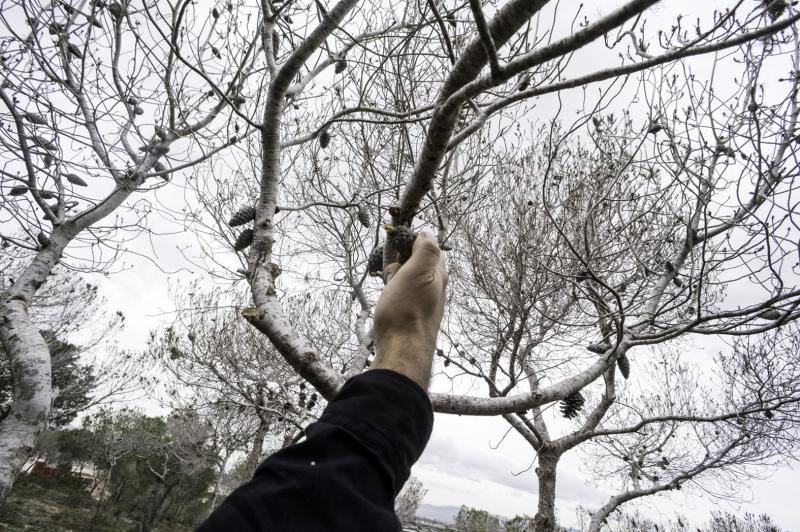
[197,369,434,532]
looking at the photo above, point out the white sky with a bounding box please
[4,0,800,528]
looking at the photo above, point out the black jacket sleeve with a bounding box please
[197,369,434,532]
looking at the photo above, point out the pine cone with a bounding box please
[64,173,87,186]
[229,206,255,227]
[109,1,125,19]
[385,225,416,265]
[30,135,57,151]
[356,203,370,227]
[233,228,253,251]
[760,309,783,320]
[617,354,631,379]
[319,130,330,149]
[766,0,787,20]
[367,244,383,276]
[560,391,585,419]
[23,112,47,126]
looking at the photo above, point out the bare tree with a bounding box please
[0,0,259,499]
[395,476,428,524]
[5,0,800,521]
[145,285,342,478]
[169,1,800,528]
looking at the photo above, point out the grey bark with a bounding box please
[207,451,231,515]
[244,415,271,478]
[533,448,560,532]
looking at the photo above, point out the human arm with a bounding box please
[371,229,448,389]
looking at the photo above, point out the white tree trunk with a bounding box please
[0,285,54,503]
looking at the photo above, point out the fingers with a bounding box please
[407,229,442,271]
[383,228,448,285]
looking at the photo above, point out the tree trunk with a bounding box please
[244,415,271,478]
[0,227,76,505]
[0,296,52,505]
[207,451,230,515]
[140,482,174,532]
[533,449,560,532]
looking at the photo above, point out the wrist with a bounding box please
[371,333,435,389]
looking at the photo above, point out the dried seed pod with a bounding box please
[647,122,663,135]
[67,41,83,59]
[212,7,220,18]
[356,203,370,227]
[133,106,144,116]
[760,309,783,320]
[23,112,47,126]
[233,228,254,251]
[109,2,125,19]
[64,173,87,186]
[617,354,631,379]
[334,59,347,74]
[10,185,28,196]
[560,390,585,419]
[319,130,330,149]
[30,135,57,151]
[229,206,255,227]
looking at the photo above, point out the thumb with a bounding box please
[405,229,442,271]
[383,262,400,284]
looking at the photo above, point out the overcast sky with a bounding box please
[5,0,799,528]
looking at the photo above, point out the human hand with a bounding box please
[371,229,448,389]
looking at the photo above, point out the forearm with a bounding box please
[198,370,433,532]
